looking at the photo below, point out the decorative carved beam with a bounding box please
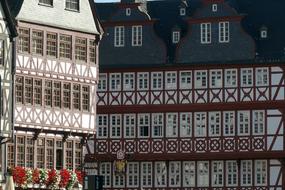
[32,129,43,141]
[62,132,72,142]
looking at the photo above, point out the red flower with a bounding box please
[46,169,58,187]
[59,169,71,188]
[75,170,84,185]
[12,166,27,187]
[32,169,40,184]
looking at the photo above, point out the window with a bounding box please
[155,162,167,187]
[195,70,207,88]
[212,4,217,12]
[44,80,52,106]
[63,83,71,109]
[132,25,142,46]
[124,114,135,138]
[195,112,206,137]
[73,84,80,110]
[114,26,124,47]
[165,72,177,89]
[152,113,163,137]
[183,161,195,187]
[25,77,33,105]
[66,0,79,11]
[39,0,53,6]
[238,111,250,135]
[110,114,121,138]
[169,162,181,187]
[209,112,221,136]
[18,28,29,53]
[113,173,125,188]
[141,162,152,187]
[37,138,45,168]
[89,39,96,63]
[201,23,211,44]
[100,163,111,187]
[241,68,253,87]
[224,111,235,136]
[56,141,63,170]
[151,72,163,90]
[26,138,34,168]
[97,115,108,138]
[46,139,54,169]
[172,31,180,44]
[261,30,267,38]
[255,160,267,186]
[59,34,72,59]
[137,72,148,90]
[17,137,25,167]
[75,142,82,169]
[0,40,4,65]
[219,22,230,43]
[66,141,73,169]
[15,76,24,104]
[75,37,87,61]
[241,160,252,186]
[226,161,238,186]
[256,68,268,86]
[210,70,222,88]
[225,69,237,87]
[166,113,178,137]
[98,74,107,91]
[53,81,61,108]
[110,73,121,91]
[180,112,192,137]
[138,114,149,138]
[180,71,192,89]
[212,161,223,187]
[127,162,139,187]
[46,33,57,57]
[253,110,264,135]
[123,73,134,90]
[32,30,43,55]
[126,8,131,16]
[197,161,209,187]
[7,144,14,168]
[34,79,42,105]
[180,8,186,16]
[83,86,90,111]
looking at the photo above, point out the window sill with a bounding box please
[65,8,80,13]
[38,3,53,8]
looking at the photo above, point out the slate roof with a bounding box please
[0,0,18,38]
[95,0,285,65]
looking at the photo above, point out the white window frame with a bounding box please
[201,23,211,44]
[256,67,269,86]
[166,113,178,137]
[241,68,253,87]
[97,114,108,138]
[132,25,142,46]
[169,161,181,187]
[155,162,167,187]
[124,114,136,138]
[197,161,209,187]
[219,22,230,43]
[151,72,163,90]
[212,161,223,187]
[226,161,238,186]
[261,30,267,38]
[212,4,218,12]
[195,70,207,89]
[209,112,221,137]
[141,162,152,187]
[100,162,111,188]
[126,8,131,16]
[195,112,206,137]
[183,161,195,187]
[138,114,150,138]
[110,114,121,138]
[180,112,192,137]
[223,111,235,136]
[172,31,180,44]
[210,70,222,88]
[253,110,265,135]
[123,73,135,91]
[180,71,192,89]
[137,72,149,90]
[238,111,250,135]
[180,8,186,16]
[255,160,267,186]
[113,174,125,188]
[110,73,121,91]
[224,69,237,87]
[152,113,164,138]
[241,160,252,186]
[98,74,107,91]
[165,71,177,89]
[114,26,124,47]
[127,162,139,187]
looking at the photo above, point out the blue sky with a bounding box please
[95,0,120,2]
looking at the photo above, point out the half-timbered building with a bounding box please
[92,0,285,189]
[0,0,17,183]
[6,0,102,170]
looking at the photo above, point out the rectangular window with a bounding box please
[226,161,238,186]
[89,39,96,63]
[97,115,108,138]
[53,81,61,108]
[113,174,125,188]
[39,0,53,6]
[32,30,43,55]
[172,31,180,44]
[165,72,177,89]
[65,0,79,11]
[127,162,139,187]
[155,162,167,187]
[169,162,181,187]
[100,163,111,187]
[7,144,14,168]
[224,111,235,136]
[73,84,80,110]
[241,68,253,87]
[195,112,206,137]
[225,69,237,87]
[25,77,33,105]
[82,86,89,111]
[37,138,45,168]
[18,28,29,53]
[0,40,4,65]
[46,33,57,57]
[137,72,148,90]
[26,137,34,168]
[253,110,264,135]
[180,71,192,89]
[98,74,107,91]
[123,73,134,90]
[141,162,152,187]
[110,73,121,91]
[195,70,207,88]
[238,111,250,135]
[34,79,42,106]
[183,161,195,187]
[75,37,87,61]
[256,68,269,86]
[201,23,211,44]
[255,160,267,186]
[209,112,221,136]
[241,160,252,186]
[59,34,72,59]
[210,70,222,88]
[124,114,135,138]
[197,161,209,187]
[180,112,192,137]
[63,83,71,109]
[151,72,162,90]
[132,25,142,46]
[110,114,121,138]
[15,76,24,104]
[166,113,178,137]
[114,26,125,47]
[75,142,82,170]
[46,139,54,169]
[219,22,230,43]
[138,114,149,138]
[152,113,163,137]
[17,137,25,167]
[212,161,223,187]
[66,141,73,170]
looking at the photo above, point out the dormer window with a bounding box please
[39,0,53,6]
[212,4,217,12]
[126,8,131,16]
[172,31,180,44]
[66,0,79,11]
[260,29,267,39]
[180,8,186,16]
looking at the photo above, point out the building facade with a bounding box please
[6,0,102,170]
[0,0,17,182]
[92,0,285,189]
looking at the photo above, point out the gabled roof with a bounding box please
[0,0,18,38]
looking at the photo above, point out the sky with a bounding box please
[95,0,120,2]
